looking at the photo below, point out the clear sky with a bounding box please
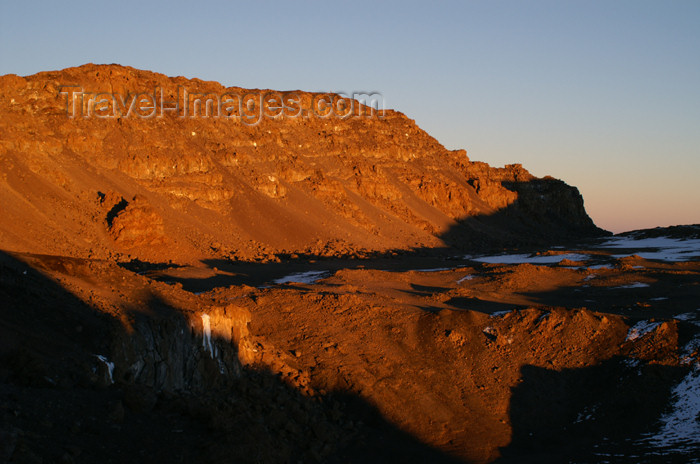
[1,0,698,233]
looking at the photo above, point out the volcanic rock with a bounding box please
[0,64,606,263]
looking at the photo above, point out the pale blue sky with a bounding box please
[2,0,699,232]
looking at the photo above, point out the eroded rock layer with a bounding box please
[0,64,604,263]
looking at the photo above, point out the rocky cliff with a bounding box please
[1,68,696,464]
[0,64,605,263]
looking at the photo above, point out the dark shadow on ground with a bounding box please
[496,360,690,464]
[445,296,526,313]
[119,252,473,292]
[409,283,452,294]
[0,250,462,463]
[115,176,610,293]
[517,267,700,319]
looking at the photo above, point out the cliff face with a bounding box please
[0,64,605,262]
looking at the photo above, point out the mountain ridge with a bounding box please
[0,63,605,263]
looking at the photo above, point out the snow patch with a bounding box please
[681,338,700,361]
[613,282,650,289]
[273,270,330,284]
[456,274,474,284]
[490,310,511,317]
[201,314,214,357]
[471,253,589,265]
[94,354,114,384]
[574,403,599,423]
[483,326,497,337]
[600,236,700,262]
[410,267,453,273]
[643,368,700,452]
[625,320,661,341]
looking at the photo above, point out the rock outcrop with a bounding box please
[0,64,606,263]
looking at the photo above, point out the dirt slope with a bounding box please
[2,242,697,463]
[0,64,604,264]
